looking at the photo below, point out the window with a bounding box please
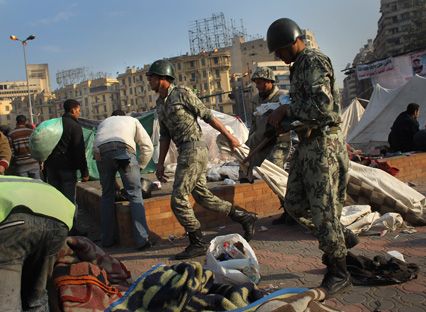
[178,63,181,70]
[201,58,205,66]
[215,69,220,78]
[190,61,195,67]
[5,106,9,111]
[203,70,207,78]
[191,73,196,81]
[215,94,222,103]
[213,57,219,64]
[128,77,132,85]
[102,95,106,102]
[204,82,208,90]
[129,88,133,95]
[216,81,221,89]
[179,74,183,81]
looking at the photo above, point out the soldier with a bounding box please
[242,66,295,225]
[146,59,257,260]
[266,18,354,295]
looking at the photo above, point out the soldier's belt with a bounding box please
[178,141,207,151]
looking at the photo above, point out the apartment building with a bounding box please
[374,0,426,58]
[117,65,157,114]
[53,77,120,120]
[169,50,233,113]
[0,64,53,126]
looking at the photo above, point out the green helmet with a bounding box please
[147,59,175,80]
[251,67,275,82]
[267,18,303,53]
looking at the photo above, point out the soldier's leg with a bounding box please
[171,148,207,260]
[191,147,257,241]
[305,134,350,294]
[170,149,204,232]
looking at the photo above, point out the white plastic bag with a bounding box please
[205,233,260,285]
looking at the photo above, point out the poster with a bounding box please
[410,51,426,77]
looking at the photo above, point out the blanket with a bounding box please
[107,261,266,311]
[53,236,132,311]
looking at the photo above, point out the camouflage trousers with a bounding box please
[284,131,349,259]
[171,146,232,232]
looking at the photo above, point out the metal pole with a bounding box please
[22,42,34,125]
[240,81,247,123]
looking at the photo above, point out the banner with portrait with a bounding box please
[410,51,426,77]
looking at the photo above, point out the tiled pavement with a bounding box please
[87,215,426,312]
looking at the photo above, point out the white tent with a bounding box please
[341,98,365,139]
[347,75,426,152]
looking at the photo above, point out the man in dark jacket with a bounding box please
[45,99,89,234]
[388,103,420,152]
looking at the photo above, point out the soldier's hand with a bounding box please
[268,105,288,129]
[228,135,241,151]
[156,163,168,183]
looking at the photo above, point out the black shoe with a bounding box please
[229,206,258,242]
[320,256,352,296]
[272,212,297,226]
[343,229,360,249]
[175,244,207,260]
[137,240,155,251]
[174,230,207,260]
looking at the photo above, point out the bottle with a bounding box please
[223,241,247,259]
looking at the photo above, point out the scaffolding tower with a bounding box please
[188,12,246,54]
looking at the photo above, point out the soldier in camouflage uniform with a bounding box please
[146,59,257,260]
[266,18,355,295]
[242,66,296,225]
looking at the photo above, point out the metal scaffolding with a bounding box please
[188,12,246,54]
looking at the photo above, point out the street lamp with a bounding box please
[10,34,36,125]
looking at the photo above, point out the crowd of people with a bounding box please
[3,16,419,310]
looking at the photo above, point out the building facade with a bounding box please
[53,77,120,120]
[374,0,426,59]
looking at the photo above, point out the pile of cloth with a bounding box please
[106,261,339,312]
[52,236,132,311]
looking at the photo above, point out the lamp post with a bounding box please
[10,34,36,125]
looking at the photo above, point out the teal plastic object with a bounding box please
[29,118,63,161]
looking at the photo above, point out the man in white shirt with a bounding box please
[94,110,154,250]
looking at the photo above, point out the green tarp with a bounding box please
[80,111,156,180]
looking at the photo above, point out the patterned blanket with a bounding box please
[53,236,132,311]
[107,261,265,311]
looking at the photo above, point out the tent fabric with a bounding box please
[341,98,365,139]
[217,136,426,226]
[347,75,426,151]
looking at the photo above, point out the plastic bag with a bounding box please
[205,233,260,285]
[29,118,63,161]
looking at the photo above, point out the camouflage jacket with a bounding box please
[288,48,341,127]
[156,84,213,147]
[250,85,284,136]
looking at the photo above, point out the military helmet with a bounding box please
[147,59,175,80]
[267,18,303,53]
[251,67,275,82]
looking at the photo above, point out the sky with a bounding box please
[0,0,381,89]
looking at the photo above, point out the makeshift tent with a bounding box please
[341,98,365,139]
[79,110,248,180]
[347,75,426,151]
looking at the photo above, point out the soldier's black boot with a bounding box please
[343,228,360,249]
[320,256,352,296]
[175,229,207,260]
[229,206,258,242]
